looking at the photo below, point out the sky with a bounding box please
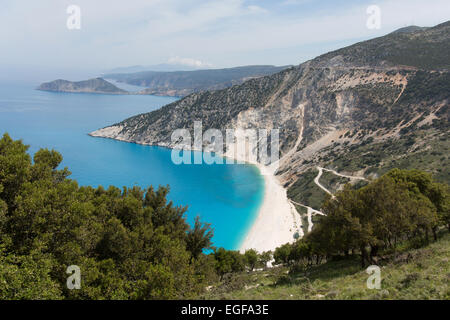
[0,0,449,82]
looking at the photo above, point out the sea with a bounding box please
[0,80,264,250]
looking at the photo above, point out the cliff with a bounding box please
[90,22,450,206]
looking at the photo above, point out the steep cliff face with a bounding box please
[90,22,449,196]
[38,78,128,94]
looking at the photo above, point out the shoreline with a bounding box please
[89,129,302,253]
[238,162,302,253]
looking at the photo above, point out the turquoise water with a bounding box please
[0,81,264,250]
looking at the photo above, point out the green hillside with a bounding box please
[1,133,448,299]
[205,232,450,300]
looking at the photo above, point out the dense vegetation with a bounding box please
[1,134,448,299]
[0,134,244,299]
[280,169,449,269]
[207,170,450,300]
[206,233,450,300]
[322,129,449,183]
[0,134,285,299]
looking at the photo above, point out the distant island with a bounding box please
[38,65,291,97]
[37,78,129,94]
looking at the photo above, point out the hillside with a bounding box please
[37,78,129,94]
[205,232,450,300]
[90,21,449,202]
[104,65,291,97]
[1,133,448,300]
[312,21,449,70]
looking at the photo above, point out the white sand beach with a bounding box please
[91,125,303,253]
[239,163,303,253]
[217,129,304,253]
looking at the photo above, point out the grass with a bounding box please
[205,232,450,300]
[324,129,449,184]
[319,171,350,193]
[287,169,327,210]
[292,205,309,235]
[377,131,450,183]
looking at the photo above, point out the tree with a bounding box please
[0,135,218,299]
[258,251,272,270]
[0,249,62,299]
[213,248,246,280]
[273,243,292,266]
[0,192,6,233]
[320,188,368,260]
[288,239,312,266]
[186,216,214,262]
[387,169,449,235]
[311,170,444,267]
[214,248,234,279]
[244,249,258,271]
[0,133,31,209]
[229,250,246,273]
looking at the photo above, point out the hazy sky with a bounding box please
[1,0,449,82]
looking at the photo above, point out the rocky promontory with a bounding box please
[37,78,129,94]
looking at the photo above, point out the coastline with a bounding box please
[238,162,303,253]
[89,127,303,253]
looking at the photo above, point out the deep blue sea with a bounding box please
[0,81,264,250]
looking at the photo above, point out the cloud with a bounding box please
[247,5,268,14]
[0,0,449,74]
[281,0,313,5]
[167,56,213,68]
